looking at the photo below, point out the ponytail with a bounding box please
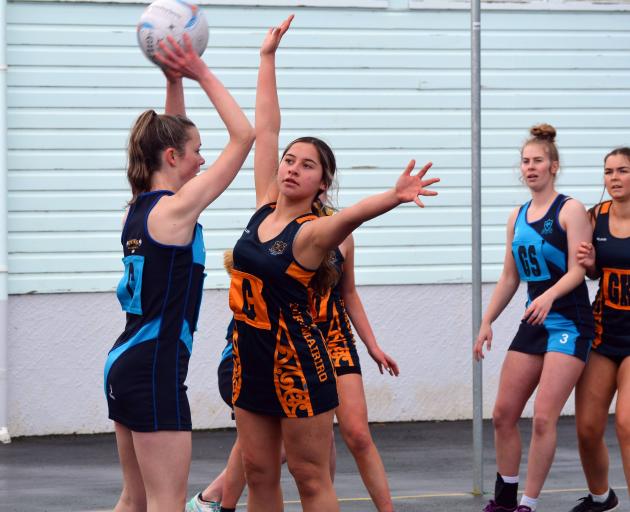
[309,200,340,296]
[127,109,196,204]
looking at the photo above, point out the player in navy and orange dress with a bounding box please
[474,124,594,512]
[311,232,399,512]
[104,36,253,512]
[189,238,397,512]
[187,250,334,512]
[313,246,363,377]
[231,15,438,512]
[570,147,630,512]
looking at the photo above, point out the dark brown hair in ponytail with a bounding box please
[310,199,340,297]
[281,136,340,296]
[223,249,234,276]
[127,109,196,204]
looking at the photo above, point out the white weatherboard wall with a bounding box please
[10,283,602,436]
[4,2,630,435]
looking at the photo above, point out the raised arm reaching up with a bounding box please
[163,65,186,116]
[146,34,254,243]
[255,15,294,207]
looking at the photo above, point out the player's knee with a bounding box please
[615,413,630,444]
[577,417,605,446]
[242,456,279,489]
[532,411,556,437]
[342,424,373,455]
[287,460,326,498]
[492,404,518,431]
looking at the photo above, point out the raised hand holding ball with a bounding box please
[137,0,208,66]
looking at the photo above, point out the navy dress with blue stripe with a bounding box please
[509,194,594,361]
[105,190,206,431]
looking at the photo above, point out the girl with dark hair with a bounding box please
[229,15,438,512]
[569,147,630,512]
[104,35,254,512]
[311,231,399,511]
[188,234,398,512]
[474,124,594,512]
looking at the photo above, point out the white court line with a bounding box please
[80,486,624,511]
[283,487,607,504]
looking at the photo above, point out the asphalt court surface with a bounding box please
[1,417,627,511]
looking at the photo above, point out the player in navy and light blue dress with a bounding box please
[231,15,438,512]
[104,35,253,512]
[570,147,630,512]
[186,249,245,512]
[474,124,594,512]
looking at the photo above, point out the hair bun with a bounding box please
[530,123,556,142]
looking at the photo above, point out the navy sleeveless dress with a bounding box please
[509,194,594,361]
[229,204,338,417]
[105,190,206,431]
[592,201,630,364]
[312,248,362,376]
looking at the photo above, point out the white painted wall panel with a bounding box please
[6,282,599,436]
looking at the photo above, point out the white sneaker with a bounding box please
[185,492,221,512]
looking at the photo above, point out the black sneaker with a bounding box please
[482,500,517,511]
[569,488,619,512]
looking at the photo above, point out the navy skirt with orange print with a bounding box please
[228,204,338,418]
[231,315,338,417]
[314,290,362,376]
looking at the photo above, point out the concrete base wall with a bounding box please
[7,282,598,436]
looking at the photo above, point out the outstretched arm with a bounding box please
[339,236,399,376]
[254,15,294,208]
[155,35,254,223]
[294,160,439,269]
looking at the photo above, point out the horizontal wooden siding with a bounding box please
[5,2,630,293]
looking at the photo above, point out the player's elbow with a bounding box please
[234,126,255,148]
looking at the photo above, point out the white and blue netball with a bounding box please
[137,0,209,65]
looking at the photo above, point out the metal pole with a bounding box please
[471,0,482,495]
[0,0,10,444]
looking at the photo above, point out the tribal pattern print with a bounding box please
[273,313,313,417]
[231,325,242,405]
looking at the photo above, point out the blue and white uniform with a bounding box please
[509,194,594,361]
[105,190,206,431]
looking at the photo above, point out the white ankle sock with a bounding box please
[520,495,538,510]
[500,474,519,484]
[590,489,610,503]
